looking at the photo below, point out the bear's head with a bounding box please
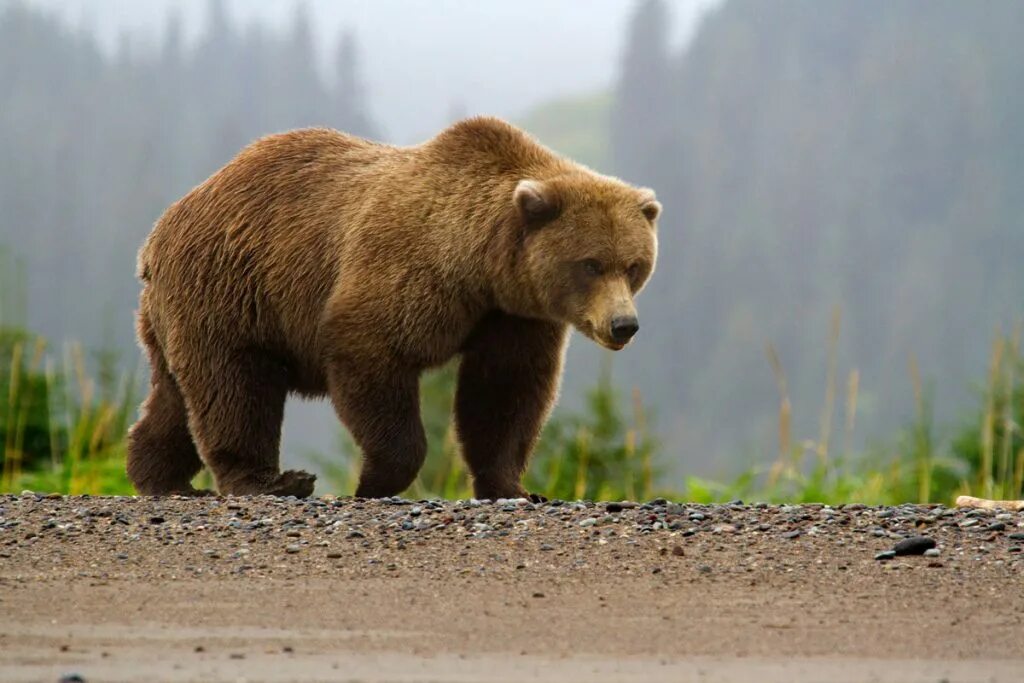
[513,173,660,350]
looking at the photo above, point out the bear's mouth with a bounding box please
[600,340,628,351]
[577,321,630,351]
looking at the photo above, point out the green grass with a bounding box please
[3,313,1021,506]
[1,331,138,495]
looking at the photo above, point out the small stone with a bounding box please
[874,550,896,561]
[59,675,85,683]
[782,530,801,539]
[579,518,598,527]
[149,516,165,525]
[605,503,624,513]
[326,551,342,559]
[285,544,301,554]
[893,536,936,556]
[532,592,545,598]
[539,543,554,551]
[285,530,301,538]
[923,548,941,558]
[347,530,365,538]
[671,545,685,557]
[985,522,1006,532]
[1008,532,1024,541]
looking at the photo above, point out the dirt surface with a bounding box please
[1,493,1023,683]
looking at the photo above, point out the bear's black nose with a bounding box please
[610,316,639,343]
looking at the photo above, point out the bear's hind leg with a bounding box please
[127,368,207,495]
[127,314,206,495]
[179,349,315,497]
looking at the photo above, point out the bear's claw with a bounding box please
[266,469,316,498]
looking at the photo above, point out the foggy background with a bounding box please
[1,0,1021,483]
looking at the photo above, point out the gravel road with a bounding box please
[2,493,1023,682]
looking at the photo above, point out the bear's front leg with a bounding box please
[327,355,428,498]
[455,313,568,500]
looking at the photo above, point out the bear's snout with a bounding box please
[610,315,640,344]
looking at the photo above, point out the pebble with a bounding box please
[285,544,301,554]
[875,550,896,561]
[923,548,941,558]
[782,530,801,539]
[58,675,85,683]
[893,537,936,556]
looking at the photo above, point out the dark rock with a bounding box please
[58,675,85,683]
[874,550,896,561]
[1008,532,1024,541]
[893,536,936,556]
[605,503,624,513]
[985,522,1006,532]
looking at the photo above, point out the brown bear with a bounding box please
[126,116,660,499]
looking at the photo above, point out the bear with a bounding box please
[126,116,661,500]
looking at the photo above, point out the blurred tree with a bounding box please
[610,0,673,187]
[334,30,379,138]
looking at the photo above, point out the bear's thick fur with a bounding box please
[127,117,660,499]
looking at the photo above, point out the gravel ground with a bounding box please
[2,493,1023,682]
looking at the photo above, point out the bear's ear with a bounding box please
[638,188,661,223]
[514,179,561,226]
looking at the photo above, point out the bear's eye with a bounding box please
[582,259,604,277]
[627,263,641,281]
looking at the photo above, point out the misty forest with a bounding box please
[1,0,1023,503]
